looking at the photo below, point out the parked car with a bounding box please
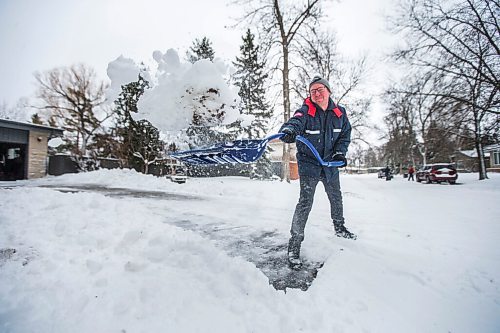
[377,168,385,178]
[168,168,187,184]
[416,163,458,184]
[377,167,393,180]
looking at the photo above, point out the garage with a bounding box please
[0,119,63,181]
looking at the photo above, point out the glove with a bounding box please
[330,153,347,167]
[280,127,297,143]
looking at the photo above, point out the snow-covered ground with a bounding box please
[1,170,499,333]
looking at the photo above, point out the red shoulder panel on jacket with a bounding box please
[305,98,317,117]
[333,107,343,118]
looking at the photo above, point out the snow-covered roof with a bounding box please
[457,149,490,158]
[0,118,64,137]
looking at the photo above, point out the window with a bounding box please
[494,151,500,166]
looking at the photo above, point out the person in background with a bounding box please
[279,76,356,269]
[408,165,415,181]
[384,166,392,181]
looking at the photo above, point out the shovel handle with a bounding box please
[268,133,345,168]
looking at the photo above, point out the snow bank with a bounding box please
[1,170,499,332]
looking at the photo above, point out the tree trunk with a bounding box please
[239,0,321,182]
[418,144,427,166]
[281,46,291,182]
[471,107,488,180]
[475,143,487,180]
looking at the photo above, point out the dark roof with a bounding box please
[0,118,64,137]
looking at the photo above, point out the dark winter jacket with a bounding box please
[279,97,351,182]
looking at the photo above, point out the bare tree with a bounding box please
[34,64,110,158]
[294,28,371,147]
[382,89,418,169]
[385,72,454,165]
[391,0,500,179]
[0,101,8,119]
[0,98,30,121]
[234,0,325,181]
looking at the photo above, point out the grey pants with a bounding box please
[288,172,344,255]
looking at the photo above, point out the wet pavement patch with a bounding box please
[35,184,322,291]
[171,219,323,291]
[39,184,202,201]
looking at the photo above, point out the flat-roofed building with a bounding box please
[0,118,63,181]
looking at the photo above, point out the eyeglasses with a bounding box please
[310,87,326,95]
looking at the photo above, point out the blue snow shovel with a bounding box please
[170,133,345,168]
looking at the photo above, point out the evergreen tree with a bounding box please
[31,113,44,125]
[113,75,148,166]
[187,37,215,63]
[111,75,164,172]
[233,29,273,179]
[185,37,235,151]
[130,119,164,174]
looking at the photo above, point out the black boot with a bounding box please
[287,237,302,269]
[334,224,357,240]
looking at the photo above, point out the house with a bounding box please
[484,143,500,173]
[452,144,500,173]
[0,118,63,181]
[451,148,490,172]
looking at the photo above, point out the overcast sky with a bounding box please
[0,0,398,109]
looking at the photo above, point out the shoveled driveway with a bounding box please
[39,184,323,291]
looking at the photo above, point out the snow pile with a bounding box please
[1,171,500,332]
[106,50,251,133]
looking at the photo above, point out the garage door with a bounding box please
[1,128,28,180]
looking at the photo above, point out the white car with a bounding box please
[169,169,187,184]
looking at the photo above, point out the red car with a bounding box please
[416,163,458,184]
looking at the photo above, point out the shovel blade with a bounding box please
[171,139,268,165]
[170,133,345,168]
